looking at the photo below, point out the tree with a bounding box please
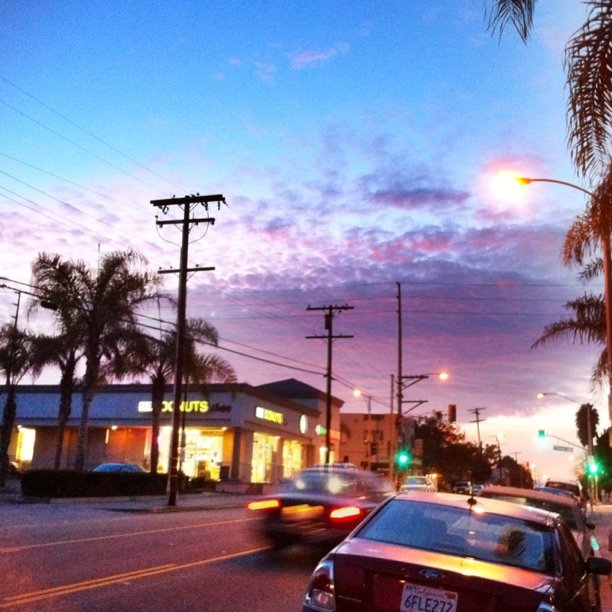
[531,293,607,383]
[486,0,612,181]
[576,402,599,449]
[0,324,41,486]
[414,412,490,485]
[31,249,161,471]
[114,317,236,474]
[29,333,83,469]
[485,0,612,389]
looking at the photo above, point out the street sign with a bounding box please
[553,445,573,453]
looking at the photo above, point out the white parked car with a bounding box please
[400,475,435,492]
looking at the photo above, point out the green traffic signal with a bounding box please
[396,448,411,469]
[538,429,546,439]
[588,461,600,475]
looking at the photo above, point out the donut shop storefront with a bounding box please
[11,380,343,485]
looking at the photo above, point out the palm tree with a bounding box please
[29,333,83,469]
[576,402,599,449]
[486,0,612,182]
[116,317,236,474]
[531,293,607,384]
[487,2,612,389]
[31,249,161,471]
[0,324,42,486]
[538,169,612,386]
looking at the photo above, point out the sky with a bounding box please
[0,0,605,482]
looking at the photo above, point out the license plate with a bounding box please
[281,504,323,520]
[401,583,458,612]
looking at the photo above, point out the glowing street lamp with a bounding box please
[517,176,612,423]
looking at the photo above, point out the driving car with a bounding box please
[477,484,599,559]
[399,475,435,492]
[92,462,146,473]
[302,491,611,611]
[246,466,393,548]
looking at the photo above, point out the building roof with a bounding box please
[255,378,344,406]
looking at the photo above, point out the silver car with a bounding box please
[400,475,435,492]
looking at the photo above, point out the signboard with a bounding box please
[553,445,573,453]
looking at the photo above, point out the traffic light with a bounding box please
[587,456,600,476]
[396,448,411,470]
[448,404,457,422]
[538,429,546,439]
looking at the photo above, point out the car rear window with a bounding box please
[357,499,555,573]
[283,470,391,497]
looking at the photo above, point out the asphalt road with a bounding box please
[0,497,321,611]
[4,480,612,611]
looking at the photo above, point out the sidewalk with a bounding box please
[0,477,251,513]
[589,503,612,611]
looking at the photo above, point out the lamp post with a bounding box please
[517,176,612,425]
[393,372,448,487]
[536,392,593,458]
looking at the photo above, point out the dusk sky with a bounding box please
[1,0,603,481]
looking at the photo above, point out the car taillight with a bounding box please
[246,499,281,511]
[329,505,363,521]
[303,559,335,611]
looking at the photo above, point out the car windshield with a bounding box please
[546,481,580,497]
[480,493,584,531]
[357,499,555,574]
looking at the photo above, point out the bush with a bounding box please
[21,469,167,498]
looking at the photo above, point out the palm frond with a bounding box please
[577,257,604,281]
[565,0,612,179]
[485,0,536,43]
[531,293,606,349]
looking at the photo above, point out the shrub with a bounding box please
[21,469,166,498]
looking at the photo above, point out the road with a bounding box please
[3,487,612,611]
[0,503,322,611]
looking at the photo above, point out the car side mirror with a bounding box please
[586,556,612,576]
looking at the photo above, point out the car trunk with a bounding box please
[331,539,555,611]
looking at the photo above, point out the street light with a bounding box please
[517,176,612,424]
[536,392,594,458]
[393,371,448,486]
[537,391,598,500]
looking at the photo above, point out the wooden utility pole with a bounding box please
[468,407,487,456]
[306,304,353,464]
[152,193,225,506]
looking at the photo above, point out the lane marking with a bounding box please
[0,517,257,553]
[0,547,269,607]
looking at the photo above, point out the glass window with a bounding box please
[357,499,555,573]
